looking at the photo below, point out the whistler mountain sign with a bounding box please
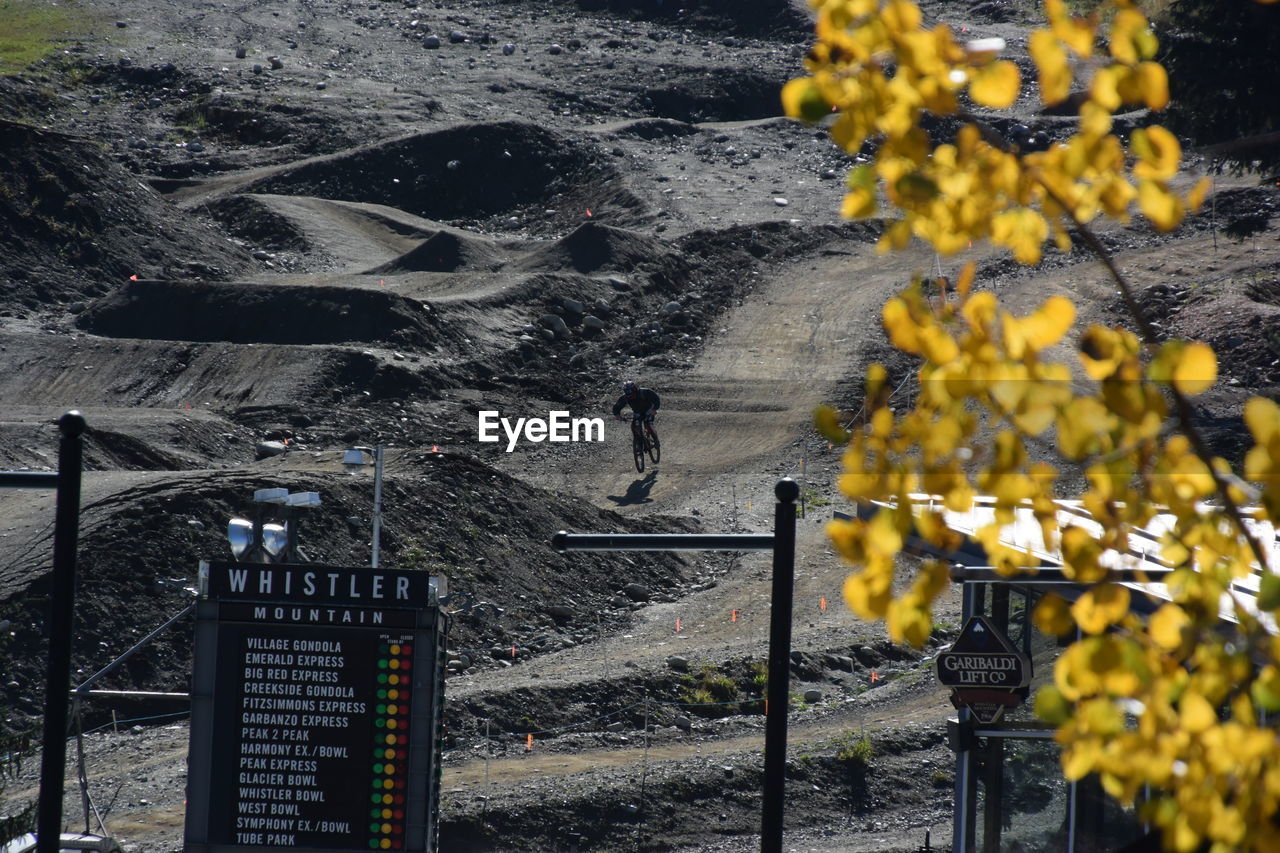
[185,561,448,853]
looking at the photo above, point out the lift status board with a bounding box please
[186,562,446,853]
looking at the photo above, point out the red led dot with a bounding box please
[394,794,405,805]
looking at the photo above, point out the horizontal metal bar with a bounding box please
[553,532,774,552]
[0,471,59,489]
[950,567,1174,584]
[71,690,191,700]
[973,726,1058,740]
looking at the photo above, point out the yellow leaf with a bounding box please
[955,261,976,298]
[1135,61,1169,110]
[841,187,878,218]
[781,77,831,123]
[1244,396,1280,445]
[1137,180,1183,232]
[1179,692,1216,734]
[843,570,892,619]
[887,596,931,647]
[1045,0,1095,57]
[1172,341,1217,395]
[1071,583,1130,634]
[882,298,923,354]
[1034,684,1071,725]
[1022,295,1076,352]
[815,404,849,443]
[1186,176,1211,213]
[969,60,1020,108]
[1251,665,1280,712]
[1029,29,1071,105]
[1034,593,1075,636]
[1131,126,1181,181]
[991,208,1049,265]
[1149,603,1190,651]
[1089,66,1122,111]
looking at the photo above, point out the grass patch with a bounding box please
[0,0,94,74]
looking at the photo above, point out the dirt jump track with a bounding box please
[2,0,1280,851]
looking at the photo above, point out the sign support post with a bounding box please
[552,477,799,853]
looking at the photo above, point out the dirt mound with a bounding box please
[197,195,313,253]
[369,230,507,274]
[639,68,787,123]
[75,279,461,348]
[518,222,674,274]
[572,0,811,38]
[240,122,651,234]
[0,117,253,316]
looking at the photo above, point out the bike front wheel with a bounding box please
[647,429,661,464]
[633,433,646,473]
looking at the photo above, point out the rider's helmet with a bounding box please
[622,380,638,397]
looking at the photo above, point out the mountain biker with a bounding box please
[612,380,660,436]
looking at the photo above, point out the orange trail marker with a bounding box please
[731,609,738,623]
[432,445,439,452]
[870,670,880,683]
[511,645,517,659]
[820,596,827,611]
[129,274,138,281]
[585,209,592,217]
[675,618,681,633]
[525,734,533,752]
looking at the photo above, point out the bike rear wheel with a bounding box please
[633,432,646,473]
[647,428,661,463]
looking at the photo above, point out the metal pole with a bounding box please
[953,579,978,853]
[37,411,85,853]
[371,445,384,568]
[761,478,798,853]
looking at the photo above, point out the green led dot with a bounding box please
[369,841,379,850]
[377,689,388,699]
[369,823,380,834]
[376,704,387,714]
[370,808,381,818]
[377,658,388,669]
[377,673,388,684]
[373,763,383,774]
[375,718,386,728]
[370,794,381,804]
[372,778,382,789]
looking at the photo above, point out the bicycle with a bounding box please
[624,415,660,473]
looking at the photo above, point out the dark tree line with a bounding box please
[1159,0,1280,174]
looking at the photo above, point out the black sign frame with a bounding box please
[934,615,1032,689]
[185,561,447,853]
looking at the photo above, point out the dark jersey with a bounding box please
[613,388,661,417]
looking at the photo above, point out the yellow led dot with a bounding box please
[380,841,391,850]
[382,809,392,819]
[382,794,392,805]
[387,719,398,730]
[387,704,398,715]
[385,735,396,745]
[384,748,395,759]
[390,645,400,655]
[382,779,393,790]
[381,823,391,834]
[389,674,400,685]
[388,690,399,700]
[389,660,400,670]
